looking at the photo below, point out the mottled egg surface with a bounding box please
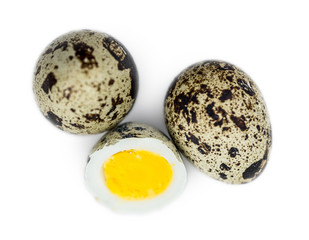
[164,61,271,184]
[33,30,138,134]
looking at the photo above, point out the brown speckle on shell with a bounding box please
[164,60,272,184]
[41,72,57,94]
[33,30,138,134]
[89,122,183,164]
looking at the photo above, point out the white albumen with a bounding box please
[85,137,187,213]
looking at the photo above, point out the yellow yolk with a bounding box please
[102,149,173,200]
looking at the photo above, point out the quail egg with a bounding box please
[164,60,271,184]
[85,122,187,212]
[33,30,138,134]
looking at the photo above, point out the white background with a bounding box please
[1,0,308,239]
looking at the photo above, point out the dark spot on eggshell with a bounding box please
[219,89,232,102]
[70,123,85,129]
[197,143,211,155]
[102,37,127,69]
[41,72,57,94]
[229,147,239,158]
[84,113,103,122]
[134,127,147,131]
[46,111,62,127]
[54,41,68,52]
[214,119,223,127]
[209,61,234,71]
[197,147,206,154]
[111,112,118,120]
[129,74,138,99]
[114,126,141,139]
[237,78,255,96]
[35,66,41,75]
[106,95,124,116]
[185,133,199,145]
[174,87,217,120]
[63,87,73,99]
[122,133,138,138]
[242,160,262,179]
[190,109,197,123]
[220,163,231,171]
[219,173,228,179]
[43,48,53,55]
[115,124,130,133]
[206,102,219,120]
[226,75,233,82]
[102,36,138,100]
[87,31,95,36]
[108,79,115,86]
[262,146,269,161]
[73,42,98,69]
[230,115,247,131]
[200,84,214,98]
[214,107,228,127]
[174,93,193,114]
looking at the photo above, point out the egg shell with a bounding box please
[89,122,182,162]
[86,122,187,212]
[164,60,272,184]
[33,30,138,134]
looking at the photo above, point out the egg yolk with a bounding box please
[102,149,173,200]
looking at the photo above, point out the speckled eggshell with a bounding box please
[33,30,138,134]
[164,61,272,184]
[89,122,182,163]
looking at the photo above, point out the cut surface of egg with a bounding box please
[85,122,187,213]
[103,149,173,200]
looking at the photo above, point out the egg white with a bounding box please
[85,137,187,213]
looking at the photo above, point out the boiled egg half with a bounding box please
[85,122,187,212]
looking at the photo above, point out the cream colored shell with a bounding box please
[33,30,138,134]
[165,61,272,184]
[89,122,182,163]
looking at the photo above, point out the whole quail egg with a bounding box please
[85,122,187,212]
[33,30,138,134]
[164,60,272,184]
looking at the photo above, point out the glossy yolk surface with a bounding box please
[102,149,173,200]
